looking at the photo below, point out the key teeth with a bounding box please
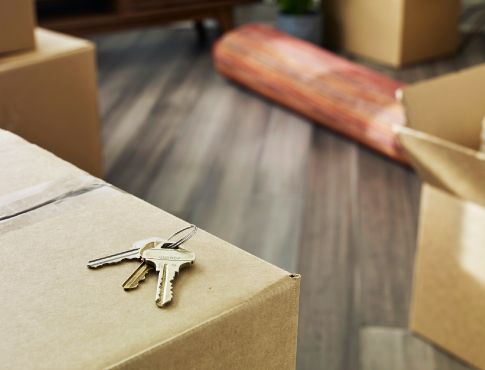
[156,270,175,308]
[88,257,138,269]
[123,269,150,290]
[156,283,173,308]
[88,261,118,269]
[122,262,154,290]
[132,272,148,288]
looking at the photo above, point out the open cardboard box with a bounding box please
[0,130,300,370]
[397,64,485,369]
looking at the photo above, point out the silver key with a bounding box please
[141,245,195,307]
[87,237,169,269]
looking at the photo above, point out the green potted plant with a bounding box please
[275,0,321,44]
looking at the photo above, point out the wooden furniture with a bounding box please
[213,24,409,165]
[36,0,255,36]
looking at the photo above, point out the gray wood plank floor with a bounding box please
[88,21,485,370]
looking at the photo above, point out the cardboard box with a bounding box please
[0,129,300,370]
[0,28,103,178]
[324,0,460,67]
[0,0,35,54]
[397,64,485,369]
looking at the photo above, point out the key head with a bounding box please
[142,246,195,271]
[132,237,167,255]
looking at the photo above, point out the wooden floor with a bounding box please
[88,22,485,370]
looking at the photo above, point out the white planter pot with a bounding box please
[276,12,322,45]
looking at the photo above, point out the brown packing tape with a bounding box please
[0,186,122,235]
[396,126,485,207]
[0,173,109,221]
[0,129,84,197]
[0,131,112,226]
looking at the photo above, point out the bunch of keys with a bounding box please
[87,225,197,308]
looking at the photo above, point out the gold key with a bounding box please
[141,244,196,307]
[122,261,154,290]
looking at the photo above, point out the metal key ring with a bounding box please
[166,224,198,249]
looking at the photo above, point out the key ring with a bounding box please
[166,224,198,249]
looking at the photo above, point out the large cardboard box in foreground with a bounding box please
[0,130,300,369]
[397,64,485,369]
[324,0,460,67]
[0,0,35,54]
[0,28,103,177]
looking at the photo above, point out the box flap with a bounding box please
[397,127,485,207]
[400,63,485,150]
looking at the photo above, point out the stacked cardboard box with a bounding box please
[0,129,301,369]
[0,1,103,177]
[397,64,485,370]
[0,0,35,54]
